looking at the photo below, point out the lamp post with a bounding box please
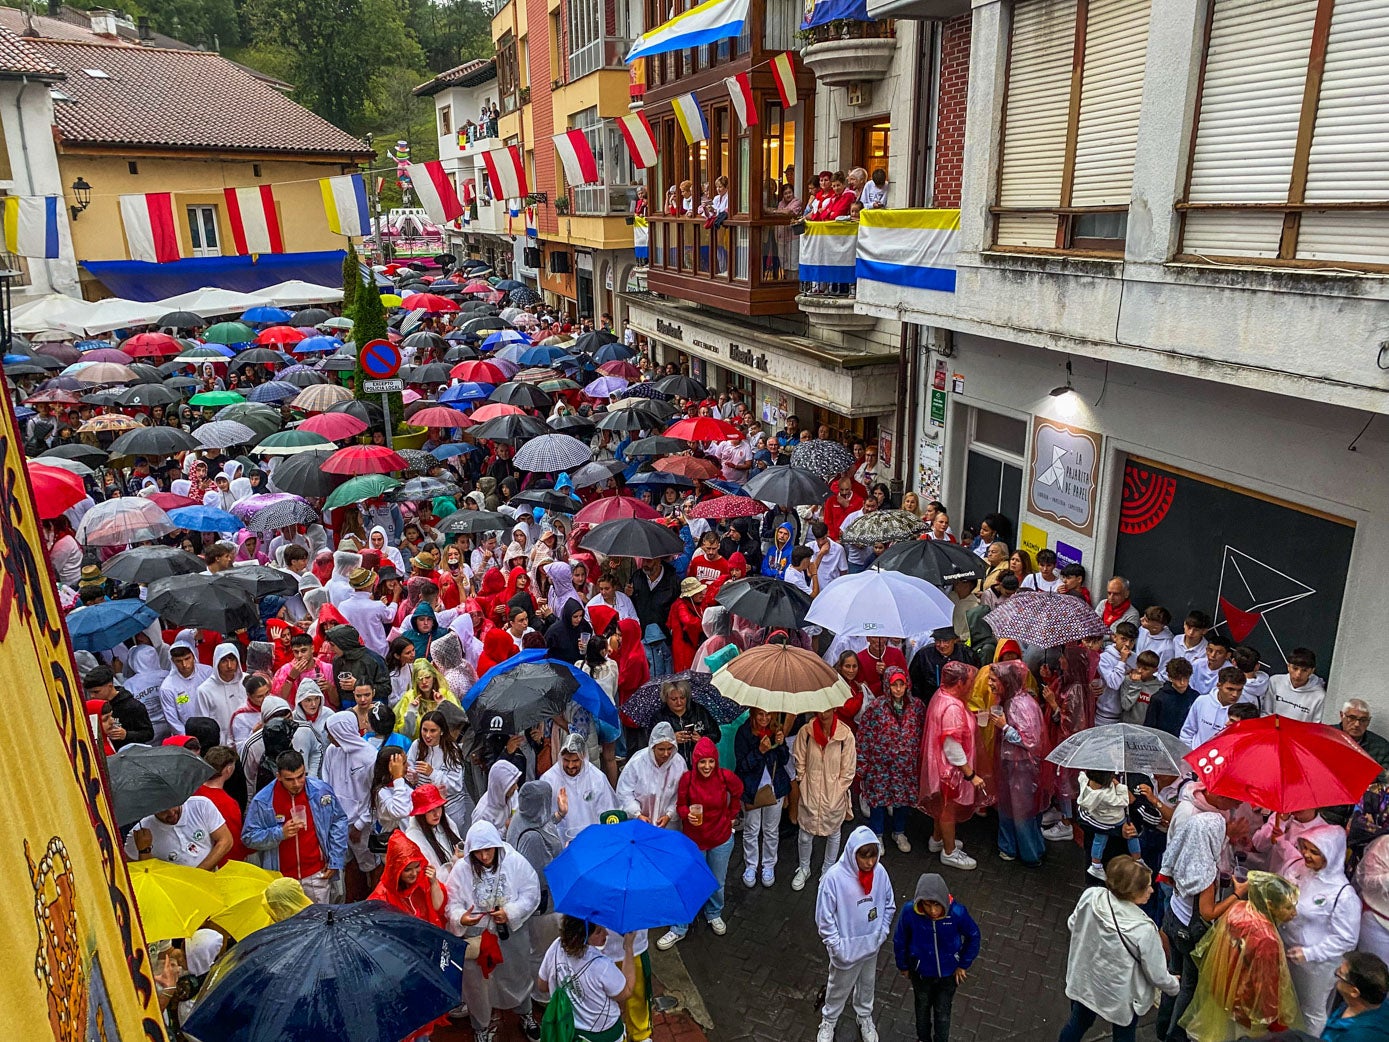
[69,177,91,220]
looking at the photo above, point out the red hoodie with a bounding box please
[676,737,744,851]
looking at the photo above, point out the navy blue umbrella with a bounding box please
[462,648,620,733]
[594,342,636,363]
[183,902,467,1042]
[66,599,159,652]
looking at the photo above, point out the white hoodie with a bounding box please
[815,825,896,969]
[193,642,246,742]
[160,639,212,735]
[1263,672,1327,723]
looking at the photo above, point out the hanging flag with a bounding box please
[118,192,179,263]
[854,208,959,293]
[318,174,370,237]
[724,72,757,129]
[633,214,649,261]
[222,186,284,255]
[626,0,750,61]
[553,129,601,187]
[482,145,528,202]
[406,160,465,224]
[617,112,658,170]
[671,93,709,144]
[771,51,798,108]
[801,0,871,28]
[525,206,537,240]
[0,197,60,259]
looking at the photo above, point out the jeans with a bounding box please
[1156,905,1209,1041]
[909,973,957,1042]
[1090,831,1141,862]
[742,803,781,874]
[997,814,1046,865]
[672,835,735,937]
[868,805,908,837]
[798,826,843,875]
[644,640,672,678]
[1057,999,1135,1042]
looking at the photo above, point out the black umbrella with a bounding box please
[625,435,688,457]
[403,362,452,385]
[509,488,582,513]
[469,413,549,443]
[320,353,357,372]
[81,390,124,406]
[279,368,329,387]
[326,399,385,427]
[401,331,448,354]
[290,307,333,326]
[103,545,208,585]
[218,565,299,599]
[442,344,478,363]
[37,443,108,465]
[215,402,283,440]
[458,316,513,335]
[570,459,626,489]
[489,382,550,411]
[716,576,813,629]
[157,310,205,329]
[595,409,652,432]
[624,382,670,401]
[743,465,832,507]
[268,449,345,498]
[157,359,190,376]
[106,745,214,825]
[5,361,47,377]
[115,384,181,408]
[107,425,201,457]
[234,347,290,365]
[509,287,541,306]
[147,573,259,631]
[574,329,618,353]
[386,476,463,503]
[548,414,596,436]
[183,902,468,1042]
[164,375,200,391]
[466,658,593,732]
[580,517,684,558]
[437,509,513,534]
[875,538,990,586]
[653,374,710,399]
[623,670,744,728]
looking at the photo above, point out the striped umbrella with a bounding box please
[512,433,593,473]
[712,643,851,715]
[291,383,354,412]
[247,381,302,403]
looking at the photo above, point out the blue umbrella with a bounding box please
[168,505,241,532]
[705,479,749,496]
[492,343,529,363]
[75,339,114,352]
[519,345,573,366]
[481,330,528,349]
[240,306,292,325]
[437,381,493,404]
[627,471,694,489]
[67,599,160,652]
[246,380,301,403]
[493,279,527,292]
[430,443,481,460]
[594,342,636,363]
[547,819,718,934]
[584,376,628,398]
[293,335,343,355]
[15,405,35,420]
[462,648,619,732]
[183,902,467,1042]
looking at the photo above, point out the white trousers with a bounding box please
[798,825,842,875]
[742,803,781,872]
[821,954,877,1023]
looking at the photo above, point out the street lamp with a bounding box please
[69,177,91,220]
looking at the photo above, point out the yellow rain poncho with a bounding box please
[394,659,460,739]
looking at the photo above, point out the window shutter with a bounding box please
[1069,0,1151,207]
[996,0,1078,247]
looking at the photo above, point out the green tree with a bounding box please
[350,276,402,431]
[341,241,360,316]
[402,0,492,73]
[126,0,242,48]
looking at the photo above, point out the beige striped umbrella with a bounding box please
[290,382,354,412]
[711,643,851,715]
[78,414,142,433]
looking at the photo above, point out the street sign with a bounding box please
[363,378,405,393]
[359,338,401,380]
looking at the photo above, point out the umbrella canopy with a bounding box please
[103,545,207,584]
[402,330,449,354]
[67,598,160,651]
[28,461,86,518]
[256,429,333,455]
[401,292,460,312]
[548,413,596,437]
[292,383,354,412]
[626,469,693,491]
[624,670,744,728]
[189,390,247,407]
[1184,716,1382,814]
[805,568,955,638]
[489,381,551,411]
[168,505,243,532]
[219,565,299,599]
[71,361,138,384]
[107,744,214,825]
[438,381,494,405]
[462,649,619,732]
[215,402,283,440]
[127,860,226,942]
[469,413,550,443]
[245,499,319,531]
[322,445,408,475]
[874,538,988,585]
[297,412,368,441]
[243,306,293,326]
[742,465,831,507]
[580,518,684,559]
[513,433,592,472]
[155,311,205,330]
[323,474,401,511]
[105,424,201,458]
[325,399,385,426]
[279,367,330,387]
[76,497,175,546]
[597,360,640,380]
[292,335,343,355]
[146,492,200,511]
[789,439,856,479]
[548,819,718,934]
[593,342,636,363]
[712,643,852,715]
[624,435,686,457]
[451,359,510,384]
[716,576,812,630]
[840,508,930,548]
[1047,723,1193,775]
[246,381,303,404]
[470,402,525,422]
[194,419,258,449]
[652,455,719,480]
[77,413,142,434]
[652,374,709,399]
[573,495,659,525]
[147,573,258,631]
[569,459,627,490]
[510,488,582,514]
[203,321,256,344]
[267,450,343,498]
[593,409,649,433]
[436,509,513,535]
[290,307,333,326]
[115,383,182,408]
[385,476,462,503]
[408,405,472,429]
[584,376,629,398]
[689,495,766,520]
[983,590,1111,646]
[664,416,739,442]
[38,443,107,466]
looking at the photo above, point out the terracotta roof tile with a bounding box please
[0,24,63,76]
[414,58,496,96]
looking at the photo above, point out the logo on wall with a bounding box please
[1027,418,1100,537]
[1120,463,1177,535]
[1215,545,1316,662]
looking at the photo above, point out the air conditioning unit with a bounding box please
[523,246,542,267]
[550,251,571,274]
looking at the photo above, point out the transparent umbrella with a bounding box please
[75,497,175,546]
[1046,723,1193,775]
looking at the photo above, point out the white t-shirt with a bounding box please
[1021,572,1062,593]
[124,795,225,867]
[538,942,627,1031]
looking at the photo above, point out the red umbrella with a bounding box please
[148,492,201,511]
[256,325,307,345]
[298,413,368,440]
[653,455,720,479]
[690,495,768,519]
[664,416,740,442]
[451,360,509,383]
[1184,715,1382,813]
[121,332,183,357]
[598,360,641,379]
[574,496,661,524]
[321,445,409,475]
[24,389,83,405]
[470,402,525,421]
[409,405,473,428]
[28,462,85,518]
[462,280,493,294]
[401,293,460,313]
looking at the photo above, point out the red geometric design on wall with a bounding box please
[1119,461,1177,535]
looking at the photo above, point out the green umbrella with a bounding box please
[189,390,246,407]
[203,322,255,345]
[255,429,332,455]
[323,474,401,511]
[215,402,283,440]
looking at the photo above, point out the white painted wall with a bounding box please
[0,78,80,297]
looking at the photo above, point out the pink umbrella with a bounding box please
[298,413,368,440]
[574,496,661,524]
[82,348,134,364]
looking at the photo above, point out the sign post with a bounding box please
[359,337,402,448]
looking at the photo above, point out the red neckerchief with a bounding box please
[1102,599,1132,627]
[856,867,875,894]
[811,714,831,747]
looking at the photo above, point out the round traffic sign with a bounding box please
[359,338,401,380]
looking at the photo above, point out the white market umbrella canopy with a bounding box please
[257,281,345,307]
[152,287,273,318]
[12,293,87,334]
[804,567,955,638]
[78,296,166,335]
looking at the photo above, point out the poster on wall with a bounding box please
[1027,417,1100,537]
[1113,457,1355,676]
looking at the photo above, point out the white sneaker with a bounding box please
[940,846,977,870]
[1042,808,1063,826]
[761,867,775,887]
[656,929,682,951]
[928,836,943,853]
[893,832,911,853]
[998,850,1015,862]
[792,867,810,891]
[1087,862,1107,881]
[707,916,727,935]
[742,867,757,888]
[816,1019,837,1042]
[874,834,886,856]
[1043,822,1074,842]
[857,1016,879,1042]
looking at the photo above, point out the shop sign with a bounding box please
[1028,417,1100,537]
[728,343,770,373]
[656,319,684,341]
[1055,540,1083,568]
[1019,521,1047,559]
[929,389,946,428]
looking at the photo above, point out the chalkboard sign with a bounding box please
[1113,457,1354,677]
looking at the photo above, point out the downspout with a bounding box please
[14,74,56,291]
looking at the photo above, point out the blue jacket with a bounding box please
[1324,999,1389,1041]
[242,776,349,873]
[893,900,981,977]
[733,721,792,801]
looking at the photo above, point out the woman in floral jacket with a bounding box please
[856,666,925,854]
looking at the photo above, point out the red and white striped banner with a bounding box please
[617,111,659,170]
[222,185,284,255]
[724,71,757,129]
[481,145,528,201]
[118,192,180,263]
[553,129,600,186]
[771,51,798,108]
[406,160,465,224]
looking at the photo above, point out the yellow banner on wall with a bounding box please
[0,396,161,1040]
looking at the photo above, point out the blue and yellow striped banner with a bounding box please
[855,208,959,293]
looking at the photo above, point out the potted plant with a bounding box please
[555,195,571,215]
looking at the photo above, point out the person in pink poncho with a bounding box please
[920,660,984,872]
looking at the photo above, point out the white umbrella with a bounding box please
[256,280,344,307]
[76,498,175,546]
[153,287,273,318]
[1046,723,1192,775]
[12,293,89,334]
[804,567,954,638]
[77,297,166,335]
[193,420,258,449]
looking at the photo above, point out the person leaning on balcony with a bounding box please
[665,184,680,215]
[860,168,888,210]
[822,172,858,221]
[804,171,834,220]
[679,181,695,216]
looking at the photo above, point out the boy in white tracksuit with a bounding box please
[814,826,895,1042]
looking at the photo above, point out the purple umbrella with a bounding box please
[80,348,134,364]
[584,376,628,398]
[984,590,1111,647]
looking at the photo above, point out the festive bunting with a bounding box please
[771,51,798,108]
[222,186,284,255]
[671,92,709,144]
[406,160,465,224]
[553,129,601,186]
[724,72,757,129]
[318,174,371,237]
[633,215,648,261]
[1,197,60,259]
[626,0,750,61]
[119,192,180,263]
[482,145,528,201]
[617,112,659,170]
[855,208,959,293]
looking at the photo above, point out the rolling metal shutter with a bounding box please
[1070,0,1151,207]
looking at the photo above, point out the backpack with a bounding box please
[256,717,297,792]
[539,978,578,1042]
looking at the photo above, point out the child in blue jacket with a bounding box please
[893,873,981,1042]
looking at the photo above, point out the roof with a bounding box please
[0,23,63,77]
[413,58,496,97]
[30,39,373,158]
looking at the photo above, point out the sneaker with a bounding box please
[792,867,810,891]
[656,929,683,951]
[998,850,1016,862]
[928,836,943,853]
[1043,822,1074,842]
[816,1020,837,1042]
[1086,862,1107,881]
[519,1013,541,1042]
[742,867,757,888]
[940,846,977,870]
[893,832,911,853]
[761,867,775,888]
[708,916,727,936]
[874,834,886,857]
[475,1029,495,1042]
[1042,808,1063,826]
[857,1016,879,1042]
[448,1005,469,1021]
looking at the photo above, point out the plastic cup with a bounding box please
[1232,865,1249,885]
[689,803,704,825]
[291,804,308,826]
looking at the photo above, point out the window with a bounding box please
[993,0,1152,253]
[439,105,452,136]
[568,0,601,77]
[186,205,221,257]
[498,34,521,112]
[1180,0,1389,267]
[571,107,643,216]
[851,119,890,182]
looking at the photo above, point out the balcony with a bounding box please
[568,37,629,81]
[570,183,641,217]
[645,215,803,315]
[798,20,897,87]
[795,219,877,331]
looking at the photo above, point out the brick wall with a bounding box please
[529,0,558,237]
[933,12,970,209]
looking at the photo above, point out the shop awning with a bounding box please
[80,251,350,302]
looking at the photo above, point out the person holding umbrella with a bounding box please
[813,827,895,1042]
[537,916,638,1042]
[651,679,722,768]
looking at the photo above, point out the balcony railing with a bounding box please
[645,214,805,314]
[798,18,895,44]
[458,120,500,148]
[572,184,643,217]
[568,37,629,80]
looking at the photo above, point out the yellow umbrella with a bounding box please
[211,877,312,939]
[208,859,279,905]
[127,860,226,941]
[380,293,403,308]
